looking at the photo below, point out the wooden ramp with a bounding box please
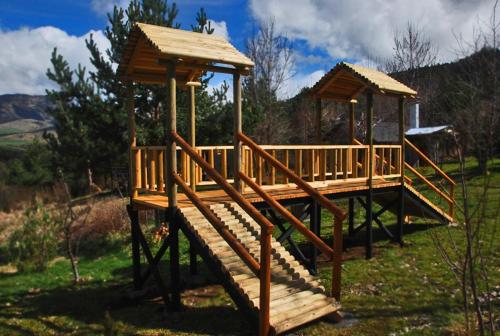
[374,183,454,224]
[178,202,339,335]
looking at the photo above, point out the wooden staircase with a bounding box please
[179,202,340,335]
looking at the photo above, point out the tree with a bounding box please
[245,19,294,144]
[45,1,223,193]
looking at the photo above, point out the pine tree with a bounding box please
[45,1,229,192]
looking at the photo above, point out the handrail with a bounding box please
[173,174,260,274]
[238,132,347,221]
[172,132,274,232]
[239,172,334,257]
[405,163,454,205]
[405,138,456,186]
[171,131,273,336]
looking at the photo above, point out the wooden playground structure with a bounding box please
[119,23,456,335]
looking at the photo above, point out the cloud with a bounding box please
[249,0,496,63]
[90,0,129,16]
[0,26,109,95]
[207,20,230,40]
[279,70,325,99]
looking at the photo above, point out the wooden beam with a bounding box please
[233,73,243,191]
[316,69,344,95]
[349,101,355,144]
[127,82,138,199]
[166,61,177,209]
[159,58,251,75]
[397,96,405,245]
[189,85,196,192]
[366,90,374,259]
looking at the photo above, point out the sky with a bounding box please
[0,0,497,97]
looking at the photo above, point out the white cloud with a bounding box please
[280,70,325,99]
[90,0,129,16]
[0,26,109,95]
[207,20,230,40]
[249,0,496,63]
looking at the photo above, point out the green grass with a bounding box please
[0,158,498,335]
[0,139,31,148]
[0,127,21,136]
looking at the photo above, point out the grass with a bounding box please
[0,127,21,136]
[0,158,498,335]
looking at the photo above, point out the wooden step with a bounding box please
[178,203,339,334]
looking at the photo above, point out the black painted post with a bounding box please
[348,198,355,237]
[310,200,321,274]
[127,205,142,290]
[169,211,181,310]
[366,90,374,259]
[397,96,406,246]
[189,244,197,275]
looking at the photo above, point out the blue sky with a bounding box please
[0,0,495,96]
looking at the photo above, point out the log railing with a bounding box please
[404,138,456,218]
[373,145,402,180]
[238,132,346,300]
[171,132,274,336]
[252,144,370,186]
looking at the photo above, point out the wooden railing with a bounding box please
[131,146,166,195]
[238,132,346,301]
[373,145,402,180]
[250,144,370,186]
[404,138,456,218]
[171,132,274,336]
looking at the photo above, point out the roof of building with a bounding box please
[118,23,254,84]
[406,125,450,136]
[310,62,417,102]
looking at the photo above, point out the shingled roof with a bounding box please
[118,23,254,84]
[310,62,417,101]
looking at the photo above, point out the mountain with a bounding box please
[0,94,52,124]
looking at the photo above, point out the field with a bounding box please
[0,159,498,335]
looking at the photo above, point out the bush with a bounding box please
[8,201,60,272]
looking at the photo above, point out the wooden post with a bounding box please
[166,61,177,211]
[188,83,198,274]
[166,62,180,309]
[349,100,355,144]
[366,90,374,259]
[315,98,322,143]
[188,84,196,191]
[397,96,405,246]
[127,82,137,199]
[233,73,242,192]
[259,226,272,336]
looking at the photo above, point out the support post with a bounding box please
[127,205,141,290]
[166,61,177,211]
[366,90,374,259]
[332,216,343,301]
[309,200,321,274]
[170,213,181,309]
[397,96,405,246]
[188,84,196,191]
[127,82,137,199]
[348,100,356,237]
[315,98,322,143]
[233,73,243,192]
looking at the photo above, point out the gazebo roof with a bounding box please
[118,23,254,84]
[310,62,417,102]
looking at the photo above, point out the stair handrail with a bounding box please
[171,131,272,336]
[404,138,455,218]
[405,138,456,186]
[239,172,334,257]
[238,132,347,222]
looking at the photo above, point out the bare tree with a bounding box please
[385,21,438,87]
[245,18,294,144]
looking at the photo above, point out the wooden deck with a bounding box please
[132,178,401,210]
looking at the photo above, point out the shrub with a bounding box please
[8,201,60,272]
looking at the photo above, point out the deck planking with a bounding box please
[132,178,401,210]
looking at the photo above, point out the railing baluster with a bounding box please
[149,149,156,191]
[283,150,289,184]
[158,149,164,192]
[222,149,228,179]
[308,149,315,182]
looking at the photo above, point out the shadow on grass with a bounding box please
[0,274,253,335]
